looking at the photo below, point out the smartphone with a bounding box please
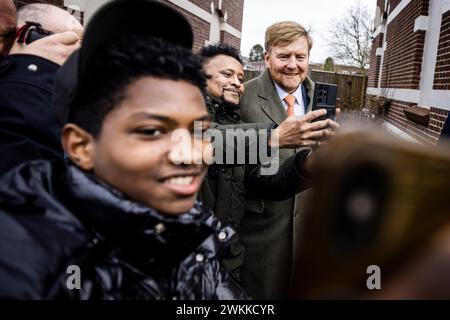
[312,82,338,122]
[25,26,53,44]
[16,22,53,45]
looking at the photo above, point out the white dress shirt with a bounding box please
[274,82,305,116]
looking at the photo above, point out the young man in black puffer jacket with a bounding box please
[0,0,246,300]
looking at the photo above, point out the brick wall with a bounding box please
[164,0,243,51]
[189,0,212,13]
[368,56,382,87]
[433,10,450,90]
[162,1,210,53]
[389,0,402,13]
[189,0,243,30]
[380,0,429,89]
[380,97,448,145]
[220,31,240,50]
[223,0,244,31]
[368,1,450,144]
[429,108,449,137]
[368,33,384,87]
[377,0,386,13]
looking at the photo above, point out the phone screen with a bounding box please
[312,82,338,121]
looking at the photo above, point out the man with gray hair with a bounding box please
[10,3,83,65]
[0,4,83,175]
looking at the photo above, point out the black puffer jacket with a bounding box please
[0,160,247,300]
[0,55,64,176]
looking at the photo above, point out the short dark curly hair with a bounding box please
[69,35,207,138]
[200,44,242,64]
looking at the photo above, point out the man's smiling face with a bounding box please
[88,77,211,215]
[265,36,310,94]
[204,54,244,106]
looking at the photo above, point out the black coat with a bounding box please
[0,160,247,300]
[0,54,63,176]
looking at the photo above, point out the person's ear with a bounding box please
[61,124,95,170]
[264,51,270,68]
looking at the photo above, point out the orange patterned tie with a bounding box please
[284,94,296,116]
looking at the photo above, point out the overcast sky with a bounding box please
[240,0,376,64]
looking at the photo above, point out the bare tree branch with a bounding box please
[326,0,373,72]
[249,44,264,62]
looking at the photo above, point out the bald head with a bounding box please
[0,0,17,55]
[17,3,83,36]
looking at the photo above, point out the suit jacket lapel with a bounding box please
[257,69,287,125]
[303,76,315,113]
[257,71,315,121]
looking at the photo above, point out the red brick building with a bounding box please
[14,0,244,52]
[367,0,450,145]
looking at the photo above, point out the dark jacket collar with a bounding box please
[205,95,240,124]
[0,160,220,269]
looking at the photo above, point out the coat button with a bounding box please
[195,253,204,263]
[27,64,38,72]
[154,223,166,234]
[218,231,227,241]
